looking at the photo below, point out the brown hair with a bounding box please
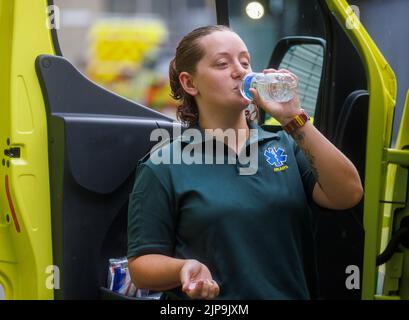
[169,25,258,126]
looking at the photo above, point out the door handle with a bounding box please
[4,147,21,158]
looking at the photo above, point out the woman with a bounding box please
[127,25,363,300]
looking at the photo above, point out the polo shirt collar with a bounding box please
[179,120,280,145]
[248,120,280,142]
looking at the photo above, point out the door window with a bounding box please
[278,43,324,117]
[227,0,325,123]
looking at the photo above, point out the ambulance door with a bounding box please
[0,0,57,300]
[0,0,176,299]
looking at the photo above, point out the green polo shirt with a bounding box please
[127,121,318,299]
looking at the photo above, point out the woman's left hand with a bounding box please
[249,68,301,126]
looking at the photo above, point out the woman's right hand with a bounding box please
[180,259,220,299]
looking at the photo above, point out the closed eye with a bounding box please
[216,61,228,68]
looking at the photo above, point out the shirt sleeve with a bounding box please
[290,135,317,200]
[127,163,176,259]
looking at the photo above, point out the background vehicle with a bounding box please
[0,0,408,299]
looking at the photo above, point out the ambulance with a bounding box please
[0,0,407,299]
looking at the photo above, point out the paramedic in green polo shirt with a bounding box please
[127,25,363,300]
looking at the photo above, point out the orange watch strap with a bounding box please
[283,109,310,134]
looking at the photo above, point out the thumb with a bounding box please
[180,270,191,292]
[180,261,197,291]
[249,88,263,108]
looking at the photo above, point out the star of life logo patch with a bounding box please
[264,147,289,172]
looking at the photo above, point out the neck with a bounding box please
[198,109,250,154]
[198,109,249,132]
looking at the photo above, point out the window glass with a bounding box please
[53,0,217,119]
[227,0,325,123]
[279,44,324,117]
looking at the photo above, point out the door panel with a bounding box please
[36,55,175,299]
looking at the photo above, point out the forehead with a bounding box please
[199,31,248,57]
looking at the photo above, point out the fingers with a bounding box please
[249,88,264,109]
[183,279,220,300]
[201,280,210,299]
[184,280,203,299]
[181,276,190,292]
[263,68,298,79]
[263,68,298,90]
[181,278,200,293]
[208,280,220,300]
[182,280,193,292]
[278,69,298,84]
[262,68,277,73]
[278,69,299,83]
[263,68,288,73]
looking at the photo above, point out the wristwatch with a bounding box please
[282,109,310,134]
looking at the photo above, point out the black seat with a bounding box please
[334,89,369,181]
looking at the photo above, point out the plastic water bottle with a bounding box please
[240,72,297,102]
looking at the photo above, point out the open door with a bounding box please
[0,0,57,300]
[219,0,403,299]
[0,0,176,299]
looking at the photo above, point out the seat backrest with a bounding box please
[334,90,369,182]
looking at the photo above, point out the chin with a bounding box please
[238,98,251,109]
[218,96,250,111]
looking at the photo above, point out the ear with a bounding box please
[179,72,198,96]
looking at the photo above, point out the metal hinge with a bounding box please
[384,148,409,167]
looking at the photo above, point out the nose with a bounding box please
[232,63,247,80]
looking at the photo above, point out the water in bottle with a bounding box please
[240,72,297,102]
